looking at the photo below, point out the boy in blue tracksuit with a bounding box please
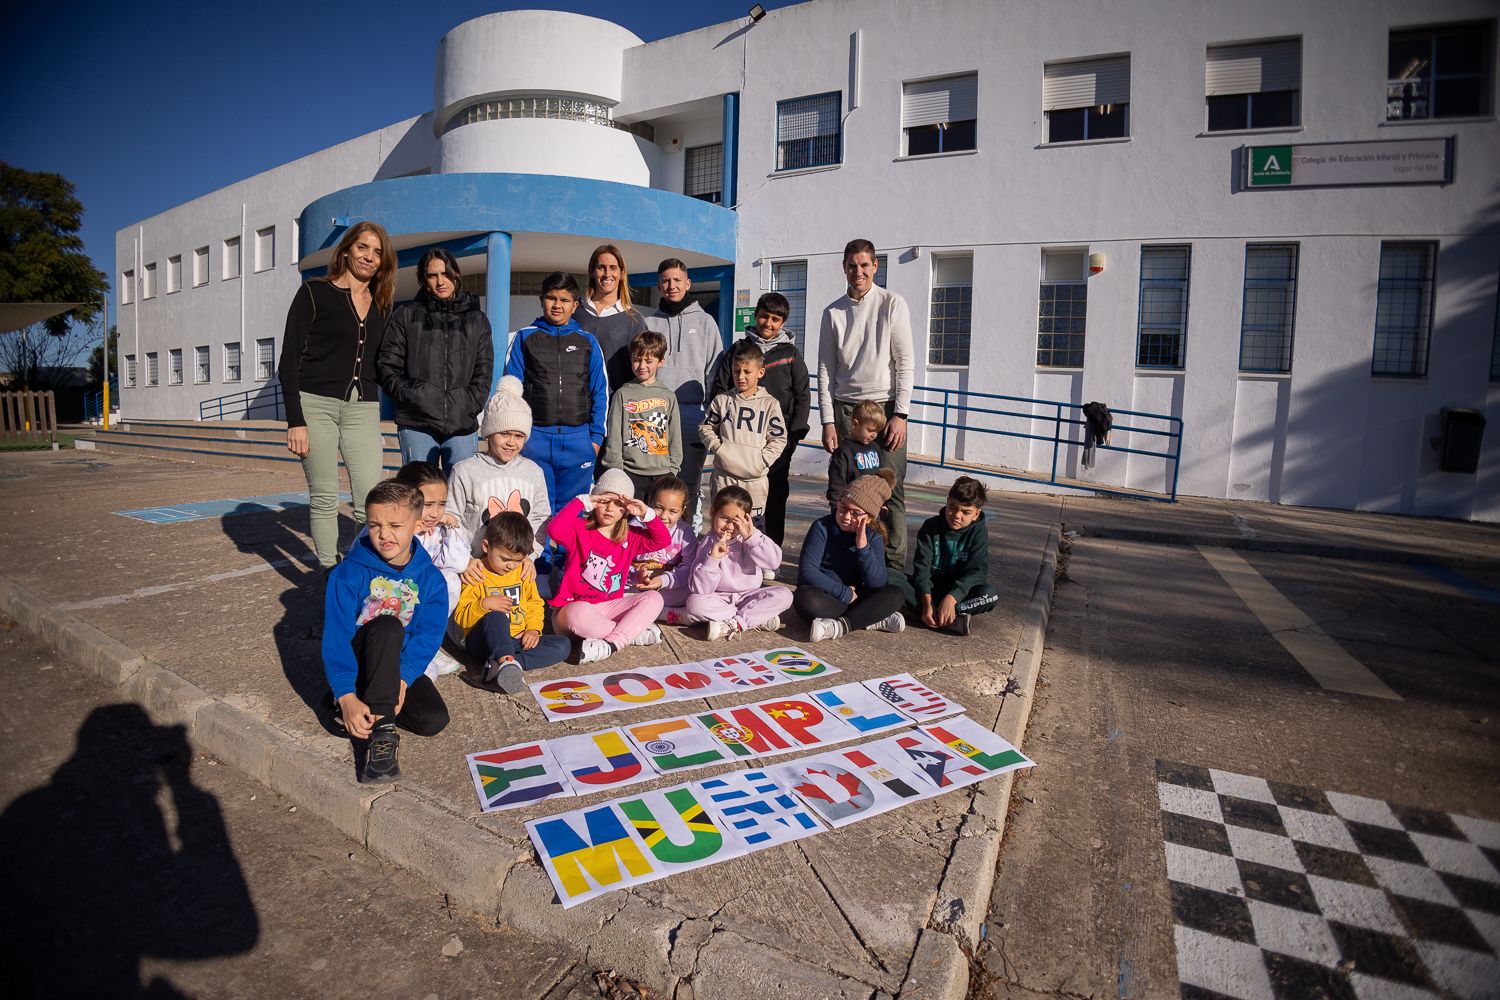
[504,272,610,512]
[324,480,450,783]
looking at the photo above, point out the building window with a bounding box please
[928,255,973,367]
[255,337,275,381]
[1136,246,1192,369]
[1043,56,1130,142]
[441,94,655,141]
[255,226,275,272]
[125,354,137,388]
[224,342,242,383]
[193,247,210,286]
[776,92,842,171]
[1206,39,1301,131]
[875,254,888,288]
[167,348,183,385]
[902,73,978,155]
[194,345,210,384]
[166,255,182,294]
[121,270,134,305]
[1388,24,1493,121]
[685,143,724,203]
[223,237,241,280]
[1373,242,1436,377]
[145,352,159,387]
[143,262,157,299]
[1238,244,1299,373]
[290,220,299,268]
[771,260,809,353]
[1037,250,1088,367]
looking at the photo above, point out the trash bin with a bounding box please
[1438,407,1486,473]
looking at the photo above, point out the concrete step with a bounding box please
[79,424,401,476]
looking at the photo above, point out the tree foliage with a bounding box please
[0,163,108,335]
[87,326,119,385]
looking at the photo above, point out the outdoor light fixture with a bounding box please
[749,4,767,22]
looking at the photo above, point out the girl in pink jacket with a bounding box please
[549,468,671,663]
[685,485,793,640]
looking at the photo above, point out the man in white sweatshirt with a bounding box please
[817,239,915,571]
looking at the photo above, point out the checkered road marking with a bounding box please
[1156,760,1500,999]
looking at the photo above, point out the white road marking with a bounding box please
[1196,545,1401,701]
[56,557,314,611]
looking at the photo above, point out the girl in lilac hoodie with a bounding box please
[685,486,793,640]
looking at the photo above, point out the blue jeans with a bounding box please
[397,426,478,476]
[463,611,571,671]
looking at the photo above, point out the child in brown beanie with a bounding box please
[794,468,906,641]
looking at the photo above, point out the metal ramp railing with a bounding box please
[198,383,285,422]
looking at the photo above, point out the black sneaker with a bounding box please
[946,613,972,637]
[362,724,400,783]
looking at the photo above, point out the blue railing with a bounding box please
[83,381,117,422]
[806,377,1183,502]
[199,383,285,421]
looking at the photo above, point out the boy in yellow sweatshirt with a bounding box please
[454,512,570,693]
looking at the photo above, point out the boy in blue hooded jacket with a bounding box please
[324,480,450,783]
[504,272,610,512]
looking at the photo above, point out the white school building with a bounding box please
[113,0,1500,519]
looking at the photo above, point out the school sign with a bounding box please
[1245,137,1453,189]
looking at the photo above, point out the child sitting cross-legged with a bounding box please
[548,468,672,663]
[796,469,907,642]
[903,476,999,636]
[452,511,571,694]
[632,475,700,625]
[685,485,793,640]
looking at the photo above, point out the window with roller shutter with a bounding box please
[902,73,977,156]
[1206,39,1301,131]
[1043,56,1130,142]
[776,92,841,171]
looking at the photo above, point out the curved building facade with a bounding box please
[114,0,1500,520]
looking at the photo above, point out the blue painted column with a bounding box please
[721,92,740,209]
[486,231,512,392]
[715,264,735,348]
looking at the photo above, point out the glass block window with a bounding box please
[255,337,275,381]
[1135,246,1191,369]
[1388,24,1493,121]
[125,354,137,387]
[224,342,241,383]
[146,352,159,387]
[193,247,209,286]
[1037,251,1088,367]
[1238,244,1299,373]
[685,143,723,204]
[776,92,842,171]
[771,260,809,353]
[195,345,210,384]
[929,255,974,367]
[1372,242,1436,377]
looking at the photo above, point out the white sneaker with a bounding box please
[868,611,907,634]
[808,617,848,643]
[429,647,463,677]
[579,638,614,664]
[757,615,782,632]
[629,624,663,646]
[762,568,777,583]
[707,619,742,641]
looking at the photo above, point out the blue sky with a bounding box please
[1,1,797,330]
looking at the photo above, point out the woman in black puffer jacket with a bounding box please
[377,249,495,473]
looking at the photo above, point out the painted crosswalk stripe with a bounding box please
[1196,545,1400,701]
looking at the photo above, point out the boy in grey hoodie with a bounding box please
[601,330,683,499]
[699,340,787,524]
[646,258,722,527]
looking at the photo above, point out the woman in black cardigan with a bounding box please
[278,221,397,569]
[376,248,494,474]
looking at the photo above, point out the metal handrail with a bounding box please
[806,376,1183,502]
[198,383,285,422]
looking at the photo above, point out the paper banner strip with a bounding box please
[525,716,1035,907]
[527,648,840,722]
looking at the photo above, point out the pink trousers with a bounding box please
[685,587,793,629]
[554,592,664,647]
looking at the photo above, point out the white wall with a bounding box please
[721,0,1500,519]
[435,118,659,186]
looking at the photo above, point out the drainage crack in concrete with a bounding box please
[793,841,893,976]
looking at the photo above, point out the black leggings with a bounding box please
[793,583,905,631]
[351,616,449,737]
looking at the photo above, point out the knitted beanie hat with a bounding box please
[592,467,634,499]
[840,468,897,519]
[480,375,532,438]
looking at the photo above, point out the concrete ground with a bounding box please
[975,538,1500,999]
[0,615,604,1000]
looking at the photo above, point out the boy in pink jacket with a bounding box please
[685,485,793,640]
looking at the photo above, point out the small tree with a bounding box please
[87,325,119,385]
[0,163,108,336]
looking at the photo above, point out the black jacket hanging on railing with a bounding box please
[1081,401,1113,469]
[377,289,494,439]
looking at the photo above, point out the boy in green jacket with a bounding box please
[904,476,998,636]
